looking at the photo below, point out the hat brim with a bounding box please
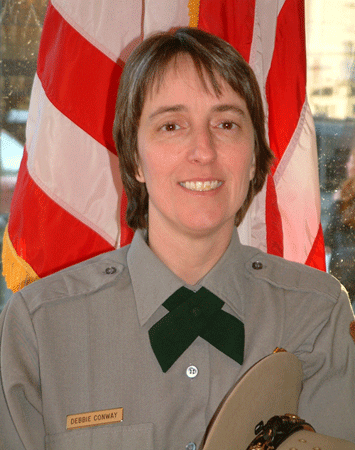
[201,351,303,450]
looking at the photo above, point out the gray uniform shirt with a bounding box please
[0,228,355,449]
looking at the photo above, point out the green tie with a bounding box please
[149,287,244,372]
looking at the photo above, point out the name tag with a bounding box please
[67,408,123,430]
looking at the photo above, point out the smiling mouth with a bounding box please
[179,180,223,191]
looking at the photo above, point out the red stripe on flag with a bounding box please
[197,0,256,63]
[8,149,115,278]
[266,0,306,166]
[305,224,326,271]
[266,175,283,257]
[37,1,123,154]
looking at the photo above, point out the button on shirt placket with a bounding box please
[181,332,210,449]
[189,300,210,446]
[185,304,201,380]
[128,229,245,448]
[186,365,198,378]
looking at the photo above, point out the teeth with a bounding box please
[180,180,222,191]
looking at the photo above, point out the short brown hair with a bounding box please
[113,27,274,230]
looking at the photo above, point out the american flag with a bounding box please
[2,0,325,293]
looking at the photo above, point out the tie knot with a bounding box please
[163,286,224,317]
[149,286,244,372]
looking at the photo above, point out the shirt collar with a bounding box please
[202,228,252,319]
[127,229,183,326]
[127,228,258,326]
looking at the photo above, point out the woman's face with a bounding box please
[136,57,256,240]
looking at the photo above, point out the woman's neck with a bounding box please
[147,221,234,285]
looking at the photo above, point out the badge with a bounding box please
[67,408,123,430]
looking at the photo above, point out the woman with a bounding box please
[0,28,354,449]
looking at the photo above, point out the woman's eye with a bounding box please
[217,121,237,130]
[161,123,181,132]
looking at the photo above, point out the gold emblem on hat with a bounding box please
[350,320,355,344]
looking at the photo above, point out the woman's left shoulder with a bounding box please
[243,248,342,303]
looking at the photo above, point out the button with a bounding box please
[186,365,198,378]
[105,267,117,274]
[186,443,196,450]
[252,261,263,270]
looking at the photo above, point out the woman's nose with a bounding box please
[187,127,217,164]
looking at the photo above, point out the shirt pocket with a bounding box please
[45,422,154,450]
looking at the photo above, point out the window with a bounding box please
[307,0,355,307]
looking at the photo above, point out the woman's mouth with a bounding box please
[179,180,223,191]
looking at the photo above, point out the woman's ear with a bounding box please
[135,154,145,183]
[249,152,256,181]
[135,165,145,183]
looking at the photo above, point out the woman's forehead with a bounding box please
[146,54,228,100]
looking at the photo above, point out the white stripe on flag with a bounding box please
[274,100,320,262]
[52,0,144,61]
[144,0,190,37]
[250,0,282,91]
[26,75,122,247]
[238,0,282,249]
[238,183,268,253]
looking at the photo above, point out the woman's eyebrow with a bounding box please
[212,104,246,116]
[147,103,246,121]
[148,105,187,120]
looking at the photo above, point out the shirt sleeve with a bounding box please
[297,287,355,443]
[0,293,45,450]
